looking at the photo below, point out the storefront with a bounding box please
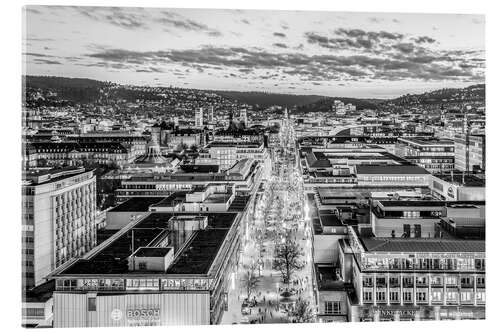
[350,305,485,322]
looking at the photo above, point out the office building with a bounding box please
[50,209,248,327]
[195,107,204,127]
[342,226,485,321]
[396,138,455,173]
[22,167,97,289]
[454,133,485,172]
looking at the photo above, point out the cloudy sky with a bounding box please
[23,6,485,98]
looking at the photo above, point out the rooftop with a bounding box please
[109,197,166,212]
[23,280,55,303]
[133,247,173,257]
[179,164,219,173]
[59,212,239,276]
[207,141,262,148]
[356,164,430,175]
[435,173,485,187]
[377,200,445,208]
[399,137,454,146]
[361,237,484,253]
[318,212,343,227]
[23,167,91,185]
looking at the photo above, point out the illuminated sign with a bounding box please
[379,309,418,317]
[447,186,455,198]
[110,309,123,321]
[126,308,160,326]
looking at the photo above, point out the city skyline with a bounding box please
[23,6,484,98]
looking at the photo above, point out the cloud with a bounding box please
[135,66,164,73]
[393,43,415,54]
[273,43,288,49]
[31,58,62,65]
[157,11,222,36]
[414,36,437,44]
[305,29,406,52]
[83,45,484,83]
[75,6,148,29]
[71,7,222,36]
[273,32,286,38]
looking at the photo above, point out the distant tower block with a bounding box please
[208,106,214,123]
[284,107,289,119]
[240,108,248,126]
[195,107,204,127]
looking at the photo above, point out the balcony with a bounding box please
[403,282,414,288]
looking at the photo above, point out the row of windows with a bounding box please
[23,308,45,317]
[56,277,213,291]
[363,275,484,287]
[361,257,485,271]
[363,290,485,304]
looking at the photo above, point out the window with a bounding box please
[431,276,443,285]
[362,277,373,287]
[403,291,413,303]
[416,276,427,285]
[474,259,485,270]
[324,301,341,315]
[431,291,443,303]
[138,262,147,270]
[476,291,486,303]
[461,276,473,287]
[476,276,485,287]
[389,291,399,302]
[87,297,96,311]
[446,291,458,303]
[461,291,472,303]
[376,291,386,302]
[445,275,458,285]
[416,291,427,302]
[389,277,400,286]
[363,291,373,302]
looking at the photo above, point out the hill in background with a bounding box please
[23,75,485,111]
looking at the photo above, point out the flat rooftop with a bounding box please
[179,164,219,173]
[377,200,445,207]
[356,164,430,175]
[59,212,239,276]
[207,141,262,148]
[318,211,343,227]
[133,247,173,257]
[435,173,485,187]
[361,237,485,253]
[23,167,90,185]
[400,137,454,146]
[109,197,166,212]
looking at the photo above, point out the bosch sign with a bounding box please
[127,309,160,319]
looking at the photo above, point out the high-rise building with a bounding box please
[22,167,97,289]
[240,108,247,126]
[454,133,485,172]
[195,107,204,127]
[208,106,214,123]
